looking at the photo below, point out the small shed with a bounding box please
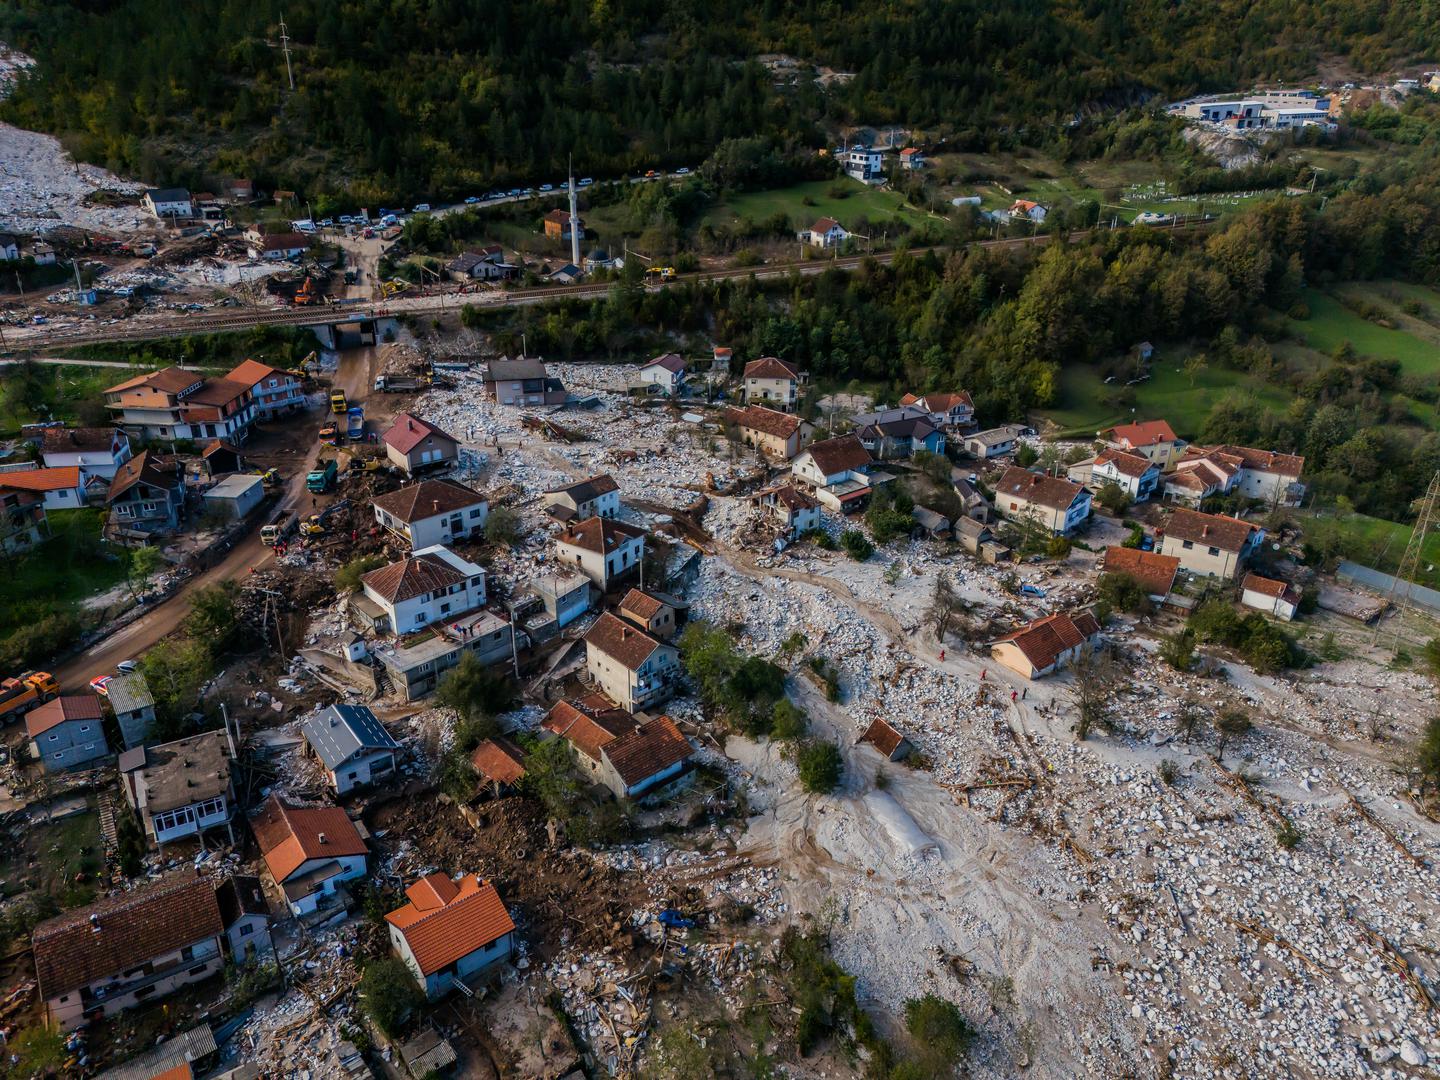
[203,473,265,520]
[859,717,912,762]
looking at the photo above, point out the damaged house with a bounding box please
[791,434,877,513]
[543,700,694,800]
[106,451,185,535]
[119,730,236,849]
[583,612,680,714]
[252,795,370,917]
[991,611,1103,680]
[555,516,646,590]
[724,405,815,462]
[386,873,517,1000]
[301,704,399,795]
[542,474,620,522]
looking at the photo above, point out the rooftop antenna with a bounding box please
[278,15,295,91]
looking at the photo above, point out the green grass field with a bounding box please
[0,510,134,635]
[1043,354,1292,438]
[0,806,102,909]
[1297,509,1440,587]
[1288,291,1440,377]
[701,178,936,231]
[0,363,136,437]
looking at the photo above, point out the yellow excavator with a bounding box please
[298,514,327,537]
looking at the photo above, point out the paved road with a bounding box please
[0,221,1214,354]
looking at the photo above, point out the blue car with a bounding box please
[464,195,480,204]
[1019,584,1047,598]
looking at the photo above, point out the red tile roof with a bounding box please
[724,404,805,439]
[39,426,124,454]
[1209,444,1305,478]
[25,694,103,738]
[898,391,973,414]
[470,737,527,785]
[0,467,80,493]
[1242,573,1290,599]
[361,551,470,604]
[542,699,636,760]
[809,217,840,234]
[996,466,1086,511]
[1094,449,1156,480]
[556,516,645,555]
[371,478,486,524]
[603,716,692,788]
[643,352,686,374]
[1164,508,1257,553]
[619,588,667,623]
[1102,547,1180,597]
[994,611,1102,673]
[1103,419,1178,448]
[227,359,290,387]
[860,717,907,757]
[32,872,224,999]
[385,873,514,977]
[383,413,458,455]
[743,357,801,381]
[251,795,368,883]
[583,612,668,671]
[800,434,872,476]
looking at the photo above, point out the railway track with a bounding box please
[1,220,1215,353]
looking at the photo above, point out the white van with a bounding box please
[291,219,317,233]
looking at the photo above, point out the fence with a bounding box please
[1336,560,1440,615]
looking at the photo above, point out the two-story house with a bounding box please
[26,696,110,773]
[1068,449,1161,501]
[382,413,460,474]
[252,795,369,917]
[724,405,814,461]
[301,704,399,795]
[359,546,486,635]
[1164,450,1242,505]
[371,479,489,550]
[104,368,255,444]
[530,570,593,632]
[1199,445,1306,506]
[555,517,646,590]
[226,360,307,420]
[898,391,975,430]
[0,488,47,554]
[119,730,236,849]
[582,612,680,713]
[106,451,185,533]
[33,871,225,1029]
[38,426,132,480]
[637,353,686,396]
[1158,508,1263,579]
[482,357,568,407]
[542,474,620,523]
[852,407,945,460]
[791,434,875,513]
[0,467,92,511]
[843,146,884,182]
[141,188,194,219]
[543,700,693,800]
[106,672,157,749]
[1100,419,1187,472]
[618,587,685,641]
[386,873,516,1000]
[994,467,1092,535]
[753,483,823,541]
[742,357,803,409]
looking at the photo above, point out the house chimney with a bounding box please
[408,418,415,431]
[90,914,101,934]
[318,832,328,845]
[1202,525,1210,537]
[433,500,439,514]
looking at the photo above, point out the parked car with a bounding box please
[464,196,480,204]
[579,177,594,186]
[676,167,691,175]
[539,184,554,192]
[412,203,431,213]
[116,659,138,674]
[1019,584,1047,598]
[318,218,334,227]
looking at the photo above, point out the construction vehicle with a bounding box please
[306,459,338,493]
[381,278,410,297]
[260,512,299,547]
[298,514,327,537]
[318,422,338,446]
[0,671,59,723]
[643,266,677,282]
[346,406,365,441]
[259,467,281,488]
[287,351,318,380]
[293,276,322,306]
[330,389,348,414]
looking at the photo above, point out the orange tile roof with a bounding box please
[0,467,80,493]
[227,359,289,386]
[1164,508,1257,553]
[251,794,368,883]
[1094,449,1155,479]
[603,715,692,788]
[743,357,801,381]
[1102,547,1180,597]
[470,737,527,785]
[25,695,103,738]
[1241,573,1290,599]
[995,611,1101,672]
[542,699,635,761]
[385,873,515,976]
[1104,419,1178,447]
[556,516,645,555]
[619,588,666,623]
[583,612,668,672]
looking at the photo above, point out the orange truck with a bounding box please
[0,671,59,723]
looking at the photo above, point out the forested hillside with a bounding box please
[1,0,1436,200]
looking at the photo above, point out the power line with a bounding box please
[278,15,295,91]
[1372,469,1440,656]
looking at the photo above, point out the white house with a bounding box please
[583,612,681,713]
[38,426,133,480]
[898,391,974,429]
[300,704,400,796]
[386,873,516,1000]
[964,426,1025,458]
[994,467,1092,535]
[542,474,620,523]
[991,611,1103,680]
[843,146,884,182]
[360,546,487,634]
[804,217,850,249]
[543,701,693,800]
[119,731,236,848]
[1008,200,1047,223]
[371,478,489,549]
[1068,449,1161,501]
[637,353,686,396]
[0,467,91,511]
[141,188,194,219]
[791,434,875,513]
[555,517,646,590]
[1241,573,1300,621]
[252,795,369,916]
[0,232,18,261]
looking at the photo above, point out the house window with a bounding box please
[1182,540,1194,550]
[187,963,210,976]
[182,945,195,961]
[48,733,58,741]
[1208,546,1220,556]
[469,509,481,519]
[239,924,254,937]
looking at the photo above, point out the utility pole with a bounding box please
[1372,469,1440,656]
[278,15,296,91]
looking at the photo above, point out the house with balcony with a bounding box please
[1158,508,1263,579]
[226,360,307,420]
[1100,419,1187,472]
[104,367,255,444]
[372,610,520,702]
[1181,444,1306,506]
[994,467,1092,535]
[636,353,687,396]
[898,391,974,430]
[582,612,680,713]
[301,704,399,795]
[33,872,225,1029]
[38,426,132,480]
[381,413,460,475]
[724,404,814,461]
[252,795,369,917]
[843,146,884,183]
[119,730,236,849]
[357,546,486,635]
[106,451,185,534]
[0,488,47,554]
[852,406,945,460]
[387,873,516,1000]
[555,517,646,590]
[791,434,876,513]
[371,478,489,550]
[1067,449,1161,502]
[742,357,804,409]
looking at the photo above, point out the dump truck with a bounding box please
[346,406,365,441]
[260,512,298,547]
[372,374,428,393]
[0,671,59,723]
[329,389,348,414]
[306,459,338,493]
